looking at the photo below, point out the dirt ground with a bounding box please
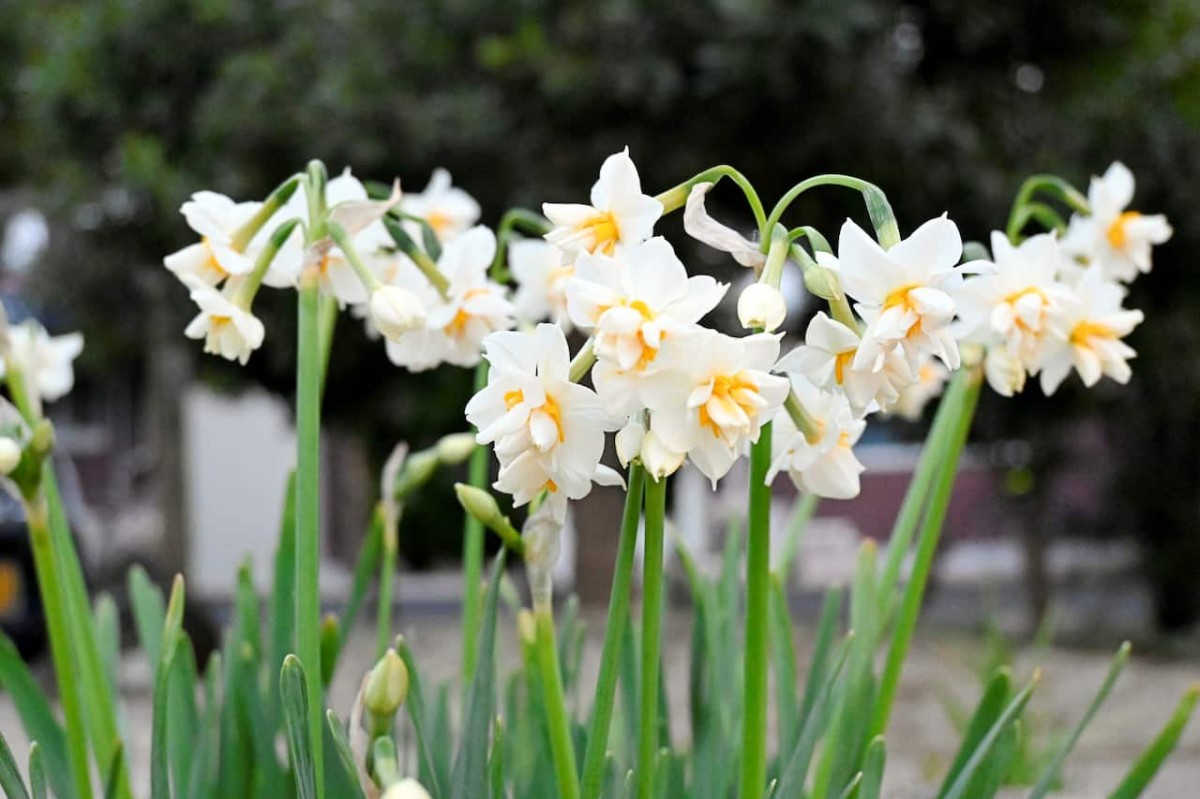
[2,607,1198,798]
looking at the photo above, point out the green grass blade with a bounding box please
[1029,642,1131,799]
[0,730,32,799]
[490,716,506,799]
[28,743,46,799]
[268,470,298,676]
[797,586,842,735]
[941,673,1039,799]
[128,565,167,678]
[834,773,862,799]
[1107,684,1200,799]
[860,736,886,799]
[281,655,317,799]
[93,592,121,696]
[0,633,72,799]
[325,709,363,795]
[451,551,507,799]
[152,576,186,799]
[964,718,1020,799]
[167,637,200,797]
[938,668,1013,798]
[398,640,446,797]
[769,574,800,758]
[103,743,127,799]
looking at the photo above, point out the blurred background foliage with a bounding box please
[2,0,1199,625]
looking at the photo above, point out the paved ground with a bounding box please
[3,607,1198,798]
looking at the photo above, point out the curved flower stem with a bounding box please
[871,369,982,739]
[654,165,768,234]
[738,423,774,799]
[461,361,490,677]
[24,494,92,799]
[490,207,551,281]
[535,605,582,799]
[1006,174,1089,232]
[636,475,668,799]
[295,266,326,798]
[375,513,398,660]
[580,463,646,799]
[763,174,899,252]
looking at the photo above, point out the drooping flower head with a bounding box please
[543,148,663,261]
[567,237,727,413]
[766,376,866,500]
[890,354,950,421]
[400,168,481,243]
[1062,162,1172,283]
[1037,266,1144,395]
[465,324,621,520]
[182,279,265,365]
[0,320,84,402]
[640,330,789,485]
[825,216,968,372]
[510,238,575,330]
[164,191,261,287]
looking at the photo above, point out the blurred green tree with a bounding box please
[3,0,1199,623]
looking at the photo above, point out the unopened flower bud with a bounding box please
[641,429,685,480]
[984,346,1026,398]
[522,503,562,610]
[30,420,54,459]
[369,285,427,341]
[802,262,842,301]
[0,438,20,475]
[738,283,787,332]
[395,449,438,497]
[614,420,646,467]
[455,483,504,530]
[364,648,409,722]
[382,778,433,799]
[435,432,477,465]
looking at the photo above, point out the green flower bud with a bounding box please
[365,648,409,723]
[394,449,438,497]
[435,432,477,465]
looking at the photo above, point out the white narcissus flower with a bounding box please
[182,280,265,365]
[400,168,481,242]
[737,283,787,332]
[955,232,1076,391]
[543,148,663,261]
[825,216,968,372]
[386,226,515,371]
[766,376,866,500]
[890,355,950,422]
[1062,162,1172,283]
[510,238,575,330]
[164,191,260,286]
[567,237,727,413]
[382,778,433,799]
[464,324,621,521]
[0,321,85,402]
[776,312,913,417]
[368,285,427,341]
[1037,266,1144,395]
[640,330,789,485]
[683,182,766,268]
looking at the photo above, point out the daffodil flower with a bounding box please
[400,168,481,243]
[164,191,262,286]
[510,238,575,330]
[1062,162,1172,283]
[1037,266,1143,394]
[766,376,866,500]
[824,216,967,373]
[889,354,949,421]
[0,320,85,402]
[955,231,1075,394]
[385,226,515,371]
[182,278,266,365]
[465,324,621,521]
[639,330,789,485]
[776,312,912,417]
[683,182,766,268]
[543,148,663,261]
[566,237,727,413]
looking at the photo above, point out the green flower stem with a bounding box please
[636,475,667,799]
[233,217,302,305]
[230,174,301,251]
[654,164,768,233]
[376,510,398,660]
[23,494,92,799]
[784,390,824,443]
[383,217,451,299]
[871,369,982,739]
[490,208,552,280]
[462,361,489,677]
[1006,174,1089,230]
[760,225,789,286]
[738,422,773,799]
[305,161,329,236]
[763,174,899,251]
[328,223,383,294]
[568,338,596,383]
[1006,202,1069,242]
[295,266,325,798]
[580,463,646,799]
[535,605,582,799]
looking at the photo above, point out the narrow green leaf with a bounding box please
[151,576,186,799]
[281,655,317,799]
[938,668,1012,798]
[103,743,127,799]
[774,492,819,586]
[1029,642,1131,799]
[167,637,200,797]
[320,615,341,687]
[268,471,298,676]
[128,565,167,678]
[0,730,31,799]
[941,674,1039,799]
[0,633,72,799]
[490,716,506,799]
[327,509,383,682]
[835,773,863,799]
[1107,684,1200,799]
[451,552,507,799]
[325,709,364,795]
[860,737,886,799]
[963,718,1020,799]
[398,641,445,798]
[28,743,46,799]
[93,592,121,696]
[184,654,222,799]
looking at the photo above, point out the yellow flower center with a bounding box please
[837,430,853,449]
[503,389,524,409]
[882,284,923,337]
[1106,211,1141,250]
[1069,320,1115,348]
[506,388,565,444]
[201,237,228,278]
[426,211,452,237]
[834,350,854,385]
[697,372,760,439]
[1002,286,1050,333]
[444,288,490,337]
[210,314,232,329]
[579,211,620,256]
